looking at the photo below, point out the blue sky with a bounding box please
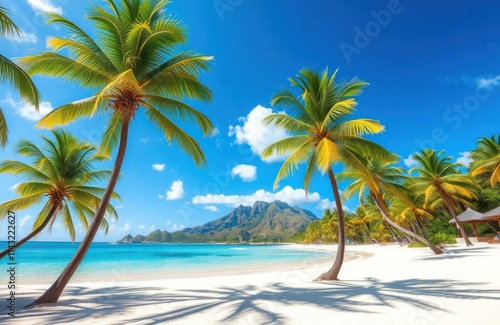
[1,0,500,242]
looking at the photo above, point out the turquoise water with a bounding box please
[0,242,332,282]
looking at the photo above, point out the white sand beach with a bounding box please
[6,243,500,325]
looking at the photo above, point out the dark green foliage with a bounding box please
[118,200,316,243]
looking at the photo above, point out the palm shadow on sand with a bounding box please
[13,277,500,325]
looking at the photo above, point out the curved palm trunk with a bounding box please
[372,195,443,255]
[439,191,473,247]
[384,219,404,246]
[25,118,130,308]
[315,168,346,281]
[0,205,58,259]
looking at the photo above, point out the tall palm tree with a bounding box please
[21,0,214,306]
[0,6,40,147]
[471,135,500,188]
[0,130,119,259]
[411,149,479,247]
[262,67,393,281]
[339,155,443,254]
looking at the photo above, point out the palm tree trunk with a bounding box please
[439,191,473,247]
[315,168,346,281]
[25,118,130,308]
[0,205,58,260]
[384,219,404,246]
[372,195,443,255]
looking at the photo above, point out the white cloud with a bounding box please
[210,127,220,137]
[2,92,53,121]
[158,194,165,199]
[27,0,63,14]
[228,105,290,162]
[231,164,257,182]
[476,75,500,89]
[172,223,185,231]
[152,163,166,172]
[403,154,419,168]
[164,180,184,201]
[109,222,132,235]
[117,205,124,209]
[457,151,473,168]
[192,185,321,207]
[6,30,38,43]
[317,199,336,210]
[204,205,219,212]
[9,183,19,191]
[138,225,145,230]
[166,220,172,226]
[149,225,156,231]
[316,199,350,212]
[19,215,32,228]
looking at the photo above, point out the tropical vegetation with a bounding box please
[19,0,214,306]
[0,130,119,259]
[262,67,394,280]
[0,6,40,147]
[0,0,498,310]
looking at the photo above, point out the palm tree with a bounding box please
[389,182,434,238]
[346,207,371,243]
[0,6,40,147]
[471,135,500,188]
[411,149,479,247]
[262,67,393,281]
[339,155,443,254]
[21,0,214,306]
[0,130,118,259]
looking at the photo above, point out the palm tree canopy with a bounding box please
[0,6,41,147]
[338,154,406,204]
[0,130,119,241]
[410,149,479,211]
[261,67,395,191]
[471,134,500,187]
[19,0,214,165]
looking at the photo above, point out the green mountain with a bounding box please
[117,200,317,243]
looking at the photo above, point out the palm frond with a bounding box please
[261,135,310,159]
[145,104,207,167]
[0,54,40,107]
[36,96,99,129]
[143,95,214,136]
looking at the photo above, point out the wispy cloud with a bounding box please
[204,205,219,212]
[438,74,500,90]
[1,92,53,121]
[476,75,500,89]
[19,215,32,228]
[27,0,63,14]
[6,30,38,43]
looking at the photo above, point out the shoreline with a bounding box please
[15,243,348,285]
[6,243,500,324]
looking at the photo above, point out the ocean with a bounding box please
[0,242,333,283]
